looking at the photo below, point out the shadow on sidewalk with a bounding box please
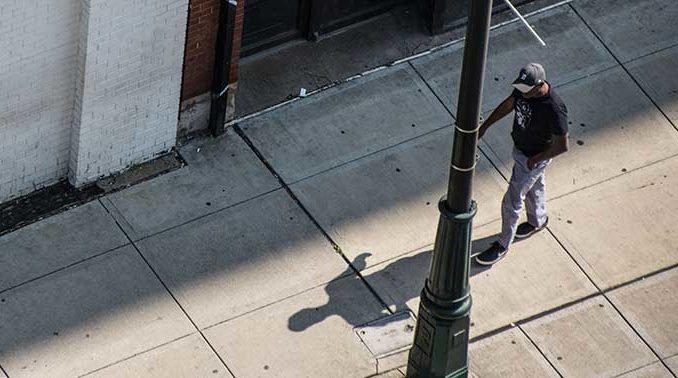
[288,233,514,332]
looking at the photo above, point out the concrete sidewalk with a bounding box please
[1,0,678,377]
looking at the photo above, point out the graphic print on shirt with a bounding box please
[515,98,532,130]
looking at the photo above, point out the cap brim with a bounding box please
[513,83,535,93]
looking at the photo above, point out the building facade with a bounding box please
[1,0,513,204]
[178,0,523,136]
[1,0,190,203]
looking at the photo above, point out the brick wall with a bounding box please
[181,0,220,101]
[179,0,246,134]
[0,0,81,202]
[69,0,190,186]
[180,0,245,95]
[0,0,226,202]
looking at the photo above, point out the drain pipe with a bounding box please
[209,0,244,136]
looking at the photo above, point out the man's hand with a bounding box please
[527,134,569,170]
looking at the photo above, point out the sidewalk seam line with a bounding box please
[516,325,565,378]
[100,197,136,240]
[364,367,407,378]
[546,228,602,291]
[601,294,676,377]
[567,3,678,134]
[233,124,394,314]
[124,187,281,243]
[609,360,669,378]
[0,242,131,295]
[200,271,357,332]
[468,292,603,343]
[478,144,510,182]
[549,63,619,89]
[604,262,678,294]
[478,142,510,181]
[97,199,238,378]
[407,61,457,119]
[286,123,454,186]
[620,40,678,66]
[548,152,678,202]
[76,332,195,377]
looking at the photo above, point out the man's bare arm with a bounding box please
[527,133,569,169]
[478,95,515,139]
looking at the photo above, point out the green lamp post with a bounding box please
[406,0,493,376]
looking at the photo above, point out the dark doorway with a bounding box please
[241,0,307,55]
[241,0,410,56]
[314,0,408,34]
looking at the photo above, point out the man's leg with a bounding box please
[477,150,550,265]
[498,151,546,250]
[525,161,550,228]
[477,150,546,265]
[477,157,535,265]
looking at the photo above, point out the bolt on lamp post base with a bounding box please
[406,199,476,378]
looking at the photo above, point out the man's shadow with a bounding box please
[289,233,512,332]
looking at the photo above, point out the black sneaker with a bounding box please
[475,242,508,266]
[515,217,549,239]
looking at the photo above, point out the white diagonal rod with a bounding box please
[502,0,547,46]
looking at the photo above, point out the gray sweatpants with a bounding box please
[499,148,551,250]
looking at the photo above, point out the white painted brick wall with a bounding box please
[0,0,81,202]
[0,0,189,202]
[69,0,189,186]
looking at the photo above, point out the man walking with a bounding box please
[475,63,569,265]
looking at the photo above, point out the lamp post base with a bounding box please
[406,199,475,378]
[406,292,471,378]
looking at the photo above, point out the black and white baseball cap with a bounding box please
[512,63,546,93]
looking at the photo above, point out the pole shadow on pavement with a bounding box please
[287,233,505,333]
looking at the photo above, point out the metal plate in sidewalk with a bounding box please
[356,311,416,357]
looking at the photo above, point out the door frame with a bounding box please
[240,0,315,56]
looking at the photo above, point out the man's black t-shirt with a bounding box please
[511,86,568,157]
